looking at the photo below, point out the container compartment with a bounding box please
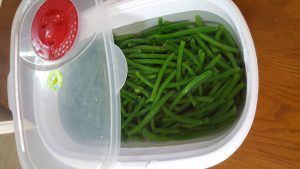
[107,0,257,166]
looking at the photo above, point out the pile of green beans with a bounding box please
[114,15,246,142]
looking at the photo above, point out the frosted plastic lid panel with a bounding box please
[8,0,127,169]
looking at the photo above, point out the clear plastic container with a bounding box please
[8,0,258,169]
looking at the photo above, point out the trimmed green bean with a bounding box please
[198,33,239,53]
[120,39,151,48]
[177,41,185,86]
[162,106,209,125]
[138,21,193,37]
[133,59,176,67]
[122,48,142,54]
[215,25,224,40]
[210,106,237,124]
[182,62,196,76]
[153,71,176,103]
[166,78,192,88]
[187,93,197,106]
[128,54,169,59]
[127,59,161,73]
[225,52,239,68]
[155,128,180,134]
[205,67,241,83]
[195,15,205,26]
[227,82,246,99]
[121,99,145,129]
[150,54,175,101]
[147,26,218,39]
[221,74,241,98]
[128,91,175,136]
[204,54,221,70]
[170,70,214,109]
[208,81,222,96]
[133,45,167,53]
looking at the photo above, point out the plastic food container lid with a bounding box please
[9,0,127,168]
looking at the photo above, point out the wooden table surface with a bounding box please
[0,0,299,169]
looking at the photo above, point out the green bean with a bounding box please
[204,54,221,70]
[166,78,192,88]
[121,104,129,117]
[221,74,241,98]
[196,96,215,102]
[213,100,234,117]
[223,28,237,47]
[210,106,237,124]
[198,85,203,96]
[128,54,169,59]
[205,67,241,83]
[225,52,239,68]
[122,99,145,129]
[208,81,222,96]
[182,62,196,76]
[158,17,163,26]
[120,39,151,48]
[162,106,209,125]
[153,71,176,103]
[183,98,225,118]
[198,33,239,53]
[133,59,176,67]
[128,91,174,136]
[147,26,218,39]
[193,34,214,57]
[150,54,175,101]
[126,81,150,98]
[195,15,205,26]
[122,48,142,54]
[177,41,185,86]
[197,50,206,72]
[138,21,193,37]
[168,43,200,65]
[151,118,156,132]
[193,35,231,70]
[155,128,180,134]
[114,33,135,42]
[215,25,224,40]
[190,38,198,52]
[187,93,197,106]
[227,82,246,99]
[121,93,134,103]
[170,70,214,109]
[146,74,157,80]
[210,44,220,54]
[214,79,232,98]
[121,90,137,99]
[135,104,152,117]
[126,59,161,73]
[142,129,171,141]
[133,45,167,53]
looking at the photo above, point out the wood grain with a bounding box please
[0,0,299,169]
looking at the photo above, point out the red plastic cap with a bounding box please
[31,0,78,61]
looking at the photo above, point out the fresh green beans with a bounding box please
[147,26,218,39]
[170,70,214,109]
[197,33,239,53]
[128,91,175,136]
[176,41,185,85]
[150,54,175,101]
[116,16,246,142]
